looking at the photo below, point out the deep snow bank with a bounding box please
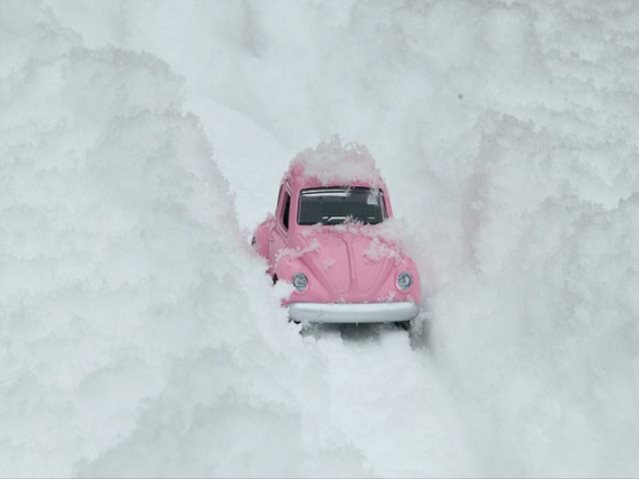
[46,1,639,476]
[430,118,639,476]
[5,0,639,477]
[0,3,350,476]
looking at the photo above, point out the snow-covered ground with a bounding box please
[2,1,639,476]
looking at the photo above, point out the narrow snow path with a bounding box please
[303,325,478,476]
[192,100,480,476]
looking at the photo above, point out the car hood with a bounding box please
[290,229,406,299]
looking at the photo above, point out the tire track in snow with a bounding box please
[302,325,479,477]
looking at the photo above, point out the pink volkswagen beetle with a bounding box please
[252,140,421,326]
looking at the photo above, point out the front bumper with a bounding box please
[288,301,419,324]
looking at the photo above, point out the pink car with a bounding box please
[252,141,421,325]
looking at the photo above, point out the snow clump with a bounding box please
[288,136,385,187]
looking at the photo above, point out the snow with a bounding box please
[275,238,321,264]
[363,237,402,264]
[288,137,385,187]
[2,0,639,477]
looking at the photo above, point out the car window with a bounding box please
[297,187,386,225]
[282,191,291,230]
[275,184,283,211]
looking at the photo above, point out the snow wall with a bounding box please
[0,3,351,477]
[3,0,639,477]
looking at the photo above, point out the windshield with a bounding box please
[297,187,386,225]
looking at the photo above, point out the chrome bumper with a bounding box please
[288,301,418,324]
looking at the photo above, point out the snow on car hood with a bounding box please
[283,224,409,299]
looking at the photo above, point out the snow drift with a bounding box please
[3,0,639,477]
[0,3,328,476]
[1,2,472,477]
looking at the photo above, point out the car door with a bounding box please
[269,182,292,267]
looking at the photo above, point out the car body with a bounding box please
[252,145,421,324]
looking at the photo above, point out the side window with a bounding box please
[380,190,388,219]
[276,185,283,211]
[282,192,291,230]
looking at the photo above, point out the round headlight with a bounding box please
[292,273,308,292]
[396,271,412,291]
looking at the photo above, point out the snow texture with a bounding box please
[275,238,320,265]
[288,136,385,187]
[2,0,639,477]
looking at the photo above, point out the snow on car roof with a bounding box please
[287,136,386,188]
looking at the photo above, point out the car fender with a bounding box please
[252,216,275,261]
